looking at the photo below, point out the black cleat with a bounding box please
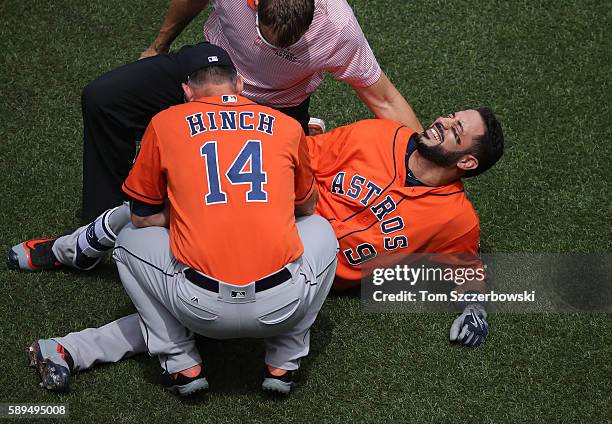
[161,367,209,396]
[262,369,296,394]
[27,339,72,392]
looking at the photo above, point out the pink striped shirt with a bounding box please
[203,0,381,107]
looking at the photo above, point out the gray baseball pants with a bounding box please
[55,214,338,374]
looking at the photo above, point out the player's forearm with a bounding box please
[355,72,424,132]
[375,92,423,132]
[130,203,170,228]
[295,188,319,217]
[145,0,210,55]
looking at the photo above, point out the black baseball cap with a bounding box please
[179,42,236,81]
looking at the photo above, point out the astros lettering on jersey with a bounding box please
[307,119,480,289]
[123,95,315,285]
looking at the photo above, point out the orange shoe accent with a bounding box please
[267,365,289,377]
[56,343,66,361]
[175,364,202,379]
[24,238,61,270]
[307,118,326,136]
[308,125,324,136]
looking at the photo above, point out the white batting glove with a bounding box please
[449,304,489,347]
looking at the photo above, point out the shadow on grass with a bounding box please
[329,286,360,299]
[38,257,122,287]
[128,311,335,402]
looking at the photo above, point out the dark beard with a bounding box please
[416,134,466,168]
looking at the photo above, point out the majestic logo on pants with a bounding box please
[231,291,246,299]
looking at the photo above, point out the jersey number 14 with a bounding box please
[200,140,268,204]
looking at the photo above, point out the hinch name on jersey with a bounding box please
[185,111,275,137]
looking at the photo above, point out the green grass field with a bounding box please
[1,0,610,422]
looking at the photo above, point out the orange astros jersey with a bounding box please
[123,94,315,285]
[307,119,480,289]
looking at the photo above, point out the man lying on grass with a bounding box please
[10,106,504,393]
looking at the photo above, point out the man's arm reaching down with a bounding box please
[140,0,211,59]
[354,72,423,132]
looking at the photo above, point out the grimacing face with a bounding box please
[416,109,486,168]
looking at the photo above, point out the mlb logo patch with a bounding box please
[231,290,246,299]
[207,55,219,63]
[222,95,237,103]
